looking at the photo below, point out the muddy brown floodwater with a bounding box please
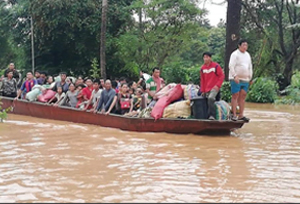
[0,103,300,202]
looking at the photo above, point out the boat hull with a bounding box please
[0,97,246,135]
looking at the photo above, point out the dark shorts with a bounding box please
[230,80,250,94]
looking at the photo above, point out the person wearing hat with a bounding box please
[200,52,225,120]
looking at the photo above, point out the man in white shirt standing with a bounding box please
[229,39,253,122]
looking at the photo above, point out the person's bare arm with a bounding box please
[48,95,56,104]
[106,96,118,115]
[84,93,93,110]
[129,98,133,112]
[15,89,22,100]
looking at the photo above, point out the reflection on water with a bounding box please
[0,103,300,202]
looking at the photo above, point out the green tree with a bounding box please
[117,0,208,77]
[242,0,300,90]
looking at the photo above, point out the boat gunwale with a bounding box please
[2,96,247,124]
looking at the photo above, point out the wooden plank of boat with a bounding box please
[0,96,247,135]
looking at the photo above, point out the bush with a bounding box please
[291,71,300,88]
[0,99,11,122]
[275,87,300,105]
[220,81,231,102]
[246,77,278,103]
[162,63,200,85]
[275,71,300,105]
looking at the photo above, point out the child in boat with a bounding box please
[75,84,86,109]
[48,86,66,106]
[133,87,143,111]
[83,79,102,111]
[79,78,94,110]
[124,86,146,117]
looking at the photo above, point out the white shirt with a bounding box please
[143,73,151,81]
[229,49,253,82]
[92,89,103,104]
[55,92,66,102]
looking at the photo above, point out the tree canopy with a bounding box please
[0,0,299,89]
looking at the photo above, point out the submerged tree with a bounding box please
[224,0,242,80]
[100,0,108,79]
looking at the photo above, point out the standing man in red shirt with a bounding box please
[200,52,225,120]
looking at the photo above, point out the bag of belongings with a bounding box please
[215,100,231,120]
[183,84,199,101]
[163,100,191,118]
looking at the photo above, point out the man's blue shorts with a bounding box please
[230,80,250,94]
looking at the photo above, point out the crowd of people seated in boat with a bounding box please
[1,42,253,121]
[0,63,163,117]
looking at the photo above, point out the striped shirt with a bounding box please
[146,77,164,100]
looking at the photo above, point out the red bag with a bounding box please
[119,94,131,109]
[151,84,184,120]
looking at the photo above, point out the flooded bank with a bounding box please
[0,103,300,202]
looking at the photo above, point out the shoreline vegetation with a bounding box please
[0,1,299,106]
[0,98,11,122]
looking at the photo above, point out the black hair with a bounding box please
[35,70,41,74]
[128,81,134,87]
[119,77,126,82]
[77,83,86,89]
[120,83,128,88]
[40,71,47,76]
[84,78,92,82]
[137,85,144,91]
[93,79,100,84]
[202,52,212,58]
[77,75,83,79]
[152,67,160,73]
[60,72,67,76]
[238,39,248,46]
[111,80,118,89]
[69,78,74,84]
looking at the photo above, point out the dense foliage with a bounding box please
[247,78,278,103]
[275,71,300,105]
[0,0,299,104]
[0,99,11,122]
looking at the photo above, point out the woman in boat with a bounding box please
[43,76,56,89]
[48,86,66,106]
[60,83,78,108]
[75,75,85,87]
[106,83,133,115]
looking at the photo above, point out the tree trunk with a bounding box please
[224,0,242,81]
[281,59,294,90]
[100,0,108,79]
[138,7,143,70]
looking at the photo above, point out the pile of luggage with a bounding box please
[140,83,231,121]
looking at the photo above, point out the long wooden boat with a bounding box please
[0,96,247,135]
